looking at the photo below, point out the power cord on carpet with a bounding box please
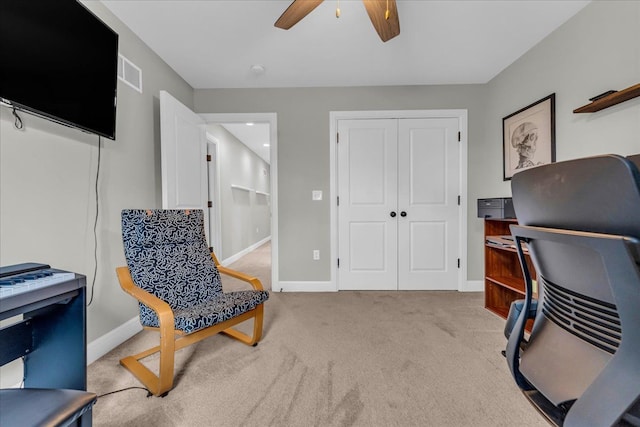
[97,386,152,399]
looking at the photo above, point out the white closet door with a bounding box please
[338,119,398,290]
[337,117,461,291]
[397,118,460,290]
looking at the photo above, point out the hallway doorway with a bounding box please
[221,241,272,291]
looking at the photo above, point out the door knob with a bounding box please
[390,211,397,218]
[400,211,407,217]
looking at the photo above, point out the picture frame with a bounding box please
[503,93,556,180]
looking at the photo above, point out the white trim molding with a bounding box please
[460,280,484,292]
[277,281,337,292]
[87,316,142,364]
[220,236,271,266]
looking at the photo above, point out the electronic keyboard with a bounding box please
[0,263,76,299]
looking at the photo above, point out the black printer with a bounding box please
[477,197,515,219]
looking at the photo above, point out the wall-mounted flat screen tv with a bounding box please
[0,0,119,140]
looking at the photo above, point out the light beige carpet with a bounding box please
[88,242,546,426]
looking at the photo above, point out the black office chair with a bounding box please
[504,154,640,426]
[0,388,96,426]
[0,337,95,426]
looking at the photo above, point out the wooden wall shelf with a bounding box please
[574,83,640,113]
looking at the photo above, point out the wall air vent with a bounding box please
[117,54,142,93]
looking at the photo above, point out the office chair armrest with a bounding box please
[115,266,175,326]
[504,299,538,339]
[210,253,265,291]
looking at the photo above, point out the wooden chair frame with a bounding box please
[115,253,265,397]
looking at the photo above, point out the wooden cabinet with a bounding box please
[484,218,536,330]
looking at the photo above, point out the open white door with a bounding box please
[159,90,209,242]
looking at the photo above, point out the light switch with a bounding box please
[312,190,323,201]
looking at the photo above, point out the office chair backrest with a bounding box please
[121,209,223,312]
[511,154,640,236]
[509,155,640,426]
[512,154,640,312]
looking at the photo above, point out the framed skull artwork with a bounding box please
[502,94,556,180]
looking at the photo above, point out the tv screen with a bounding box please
[0,0,118,140]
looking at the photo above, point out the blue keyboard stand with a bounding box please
[0,264,88,391]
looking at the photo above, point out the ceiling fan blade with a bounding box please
[275,0,324,30]
[362,0,400,42]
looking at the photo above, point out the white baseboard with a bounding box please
[276,280,483,293]
[276,281,337,292]
[220,236,271,266]
[87,316,142,364]
[460,280,483,292]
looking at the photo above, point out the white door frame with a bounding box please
[200,113,278,292]
[205,133,223,258]
[330,110,468,292]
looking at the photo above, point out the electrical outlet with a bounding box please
[312,190,323,201]
[313,250,320,260]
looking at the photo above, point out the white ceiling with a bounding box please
[217,122,271,164]
[99,0,590,163]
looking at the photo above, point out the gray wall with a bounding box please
[1,1,638,384]
[195,85,488,282]
[206,124,271,261]
[0,0,193,352]
[471,0,640,275]
[195,0,640,284]
[482,0,640,195]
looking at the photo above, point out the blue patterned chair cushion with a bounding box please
[141,290,269,334]
[121,209,269,333]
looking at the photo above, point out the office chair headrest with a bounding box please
[511,154,640,238]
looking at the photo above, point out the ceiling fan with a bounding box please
[275,0,400,42]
